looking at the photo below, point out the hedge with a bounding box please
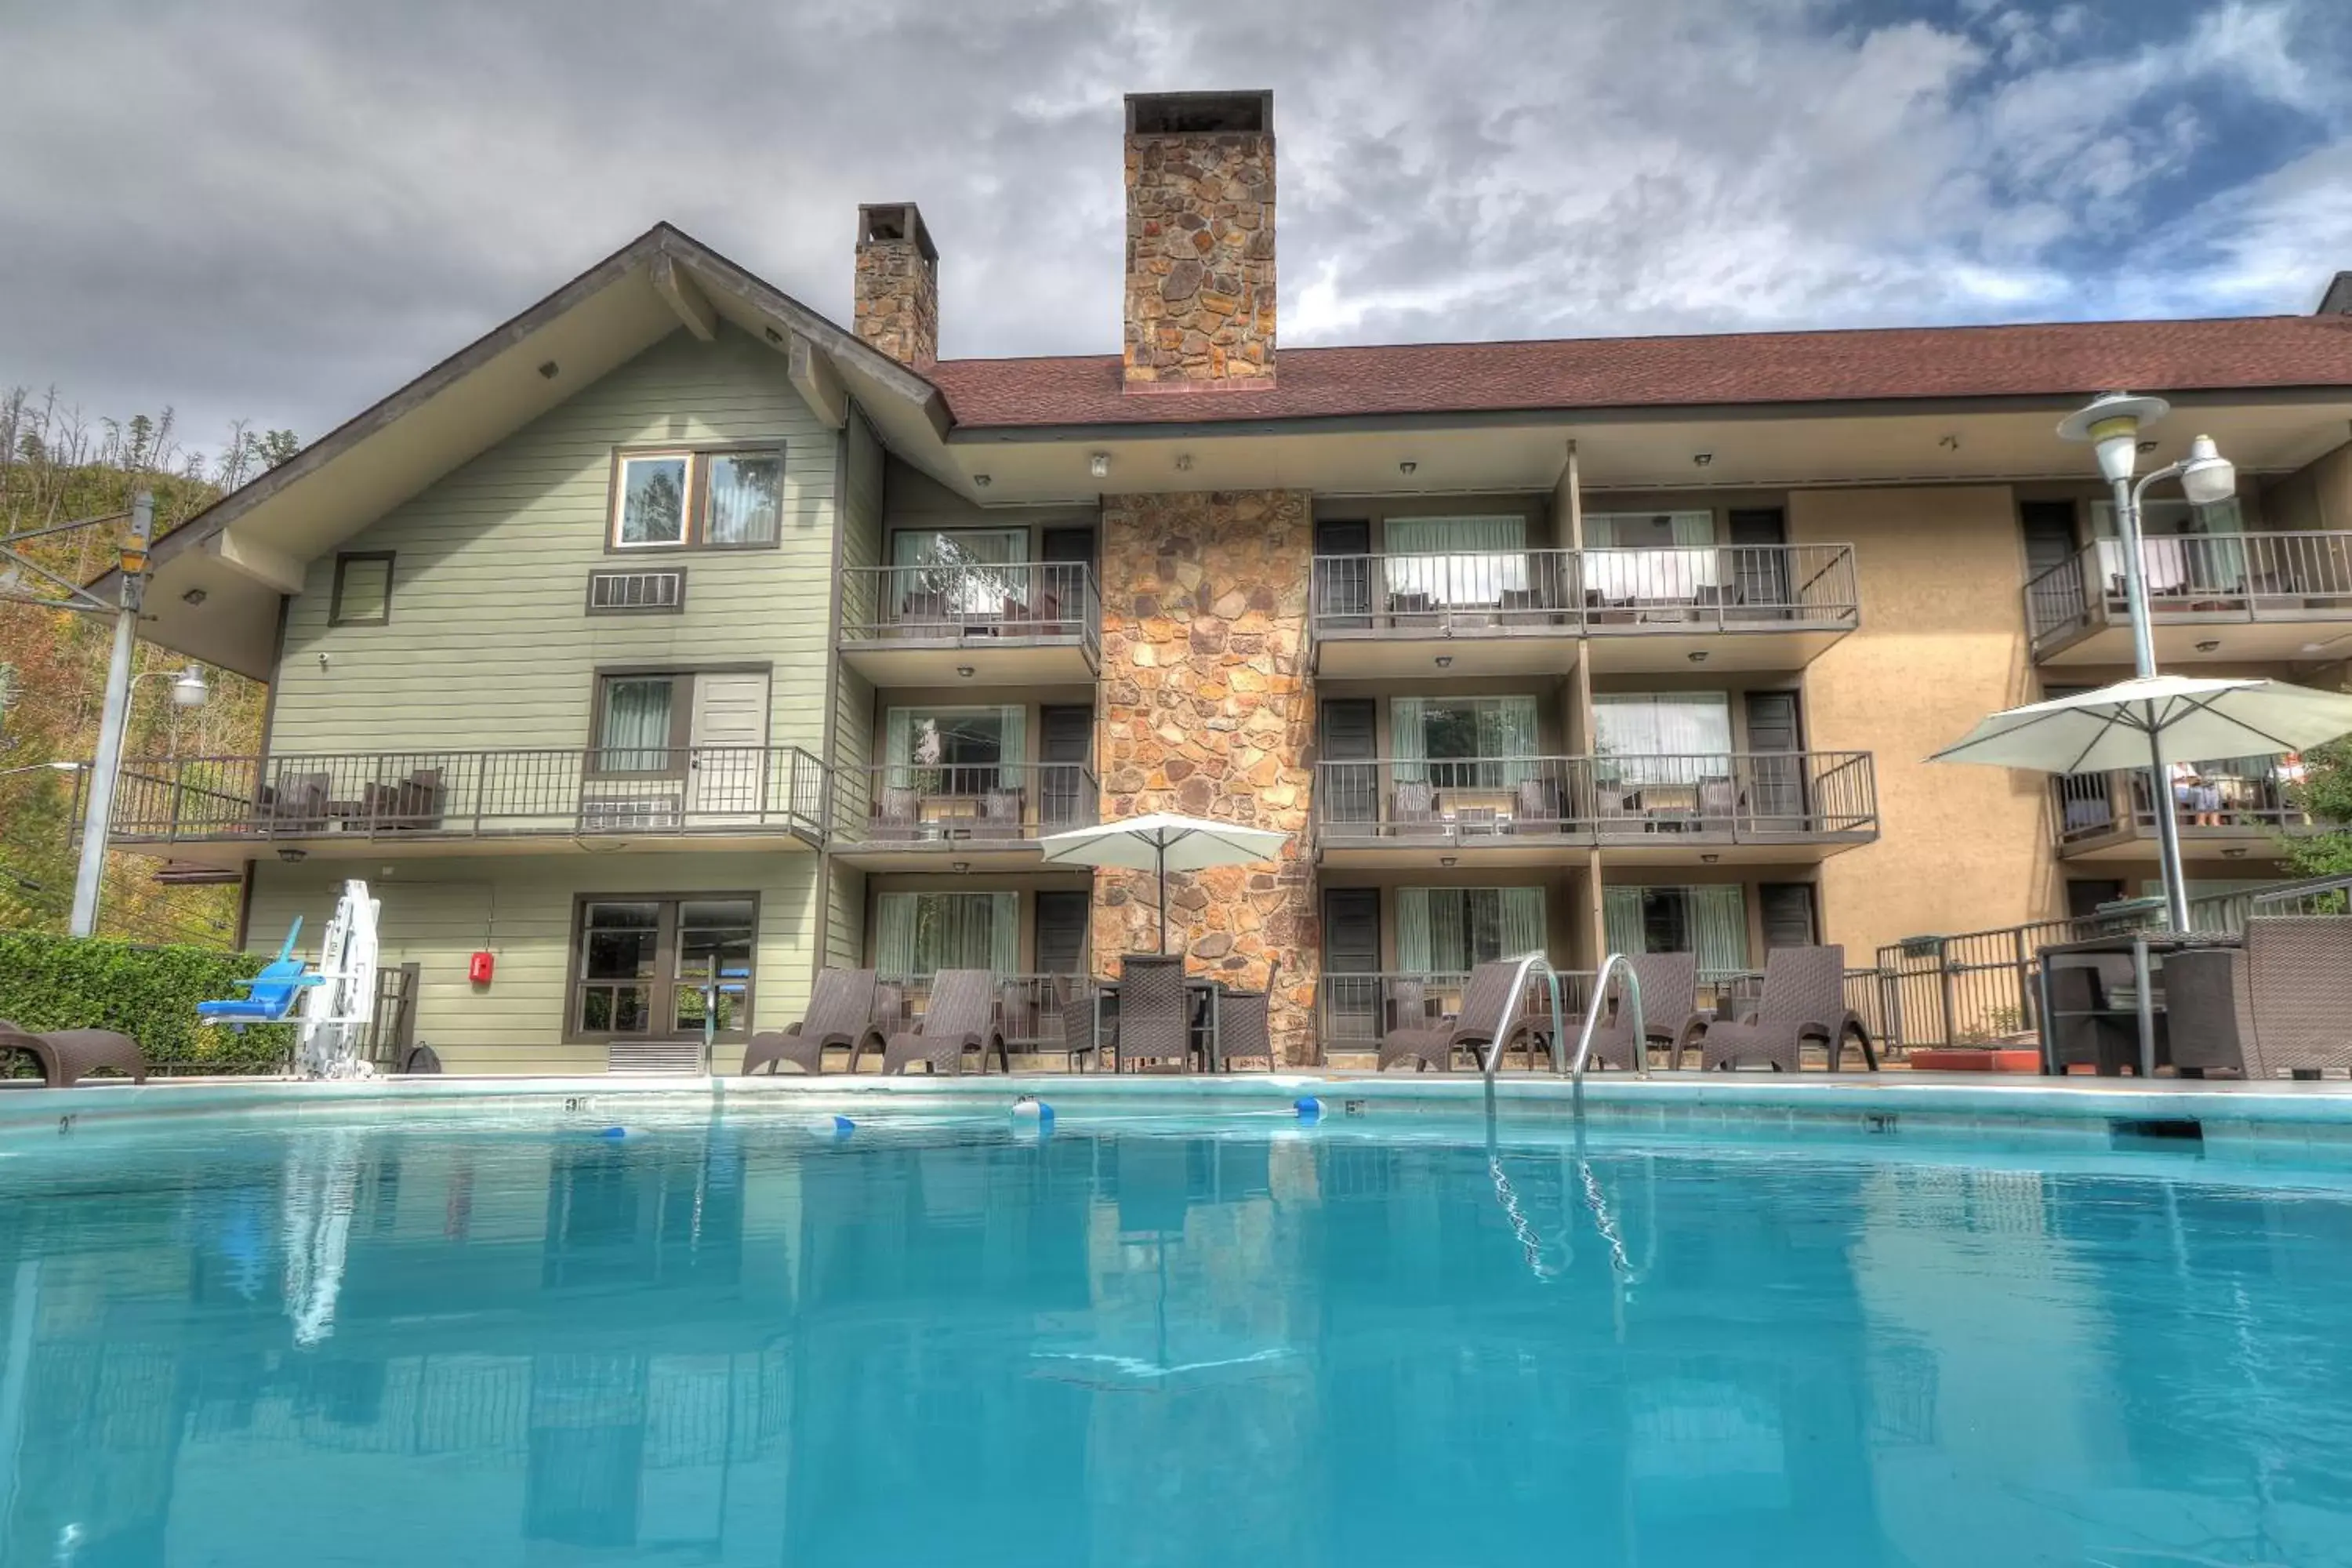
[0,929,291,1073]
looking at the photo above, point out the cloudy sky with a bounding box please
[3,0,2350,453]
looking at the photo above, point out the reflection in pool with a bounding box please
[1,1110,2349,1566]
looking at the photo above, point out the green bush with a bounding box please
[0,929,291,1073]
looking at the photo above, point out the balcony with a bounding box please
[1312,752,1878,866]
[102,746,828,866]
[837,561,1100,686]
[829,762,1098,869]
[1307,544,1859,678]
[2053,767,2316,862]
[2024,532,2352,665]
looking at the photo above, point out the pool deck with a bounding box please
[9,1069,2352,1161]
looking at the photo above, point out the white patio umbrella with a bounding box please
[1929,674,2352,930]
[1037,812,1287,952]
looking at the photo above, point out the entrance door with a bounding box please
[1035,891,1091,978]
[1759,883,1818,949]
[1319,699,1378,826]
[1040,705,1094,829]
[1743,689,1804,826]
[1322,887,1381,1051]
[1041,528,1095,630]
[1315,519,1373,628]
[688,671,769,816]
[1727,507,1789,614]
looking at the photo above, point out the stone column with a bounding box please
[1094,490,1318,1063]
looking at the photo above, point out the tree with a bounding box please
[2284,739,2352,877]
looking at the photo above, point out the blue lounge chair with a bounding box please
[198,918,322,1029]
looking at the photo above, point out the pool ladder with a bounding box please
[1473,951,1648,1086]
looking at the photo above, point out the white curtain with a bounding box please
[875,891,1018,977]
[1384,515,1527,605]
[1396,887,1432,971]
[1691,886,1749,975]
[703,453,782,544]
[1391,695,1427,785]
[1584,511,1719,600]
[1594,694,1732,786]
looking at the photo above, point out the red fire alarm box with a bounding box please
[469,951,495,985]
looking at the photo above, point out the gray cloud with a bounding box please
[2,0,2347,452]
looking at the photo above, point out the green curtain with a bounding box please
[1429,890,1468,973]
[1480,695,1541,786]
[1396,888,1432,972]
[1391,696,1427,785]
[1499,887,1545,956]
[1594,694,1731,787]
[884,708,916,790]
[877,891,1011,977]
[1602,886,1643,956]
[877,892,920,976]
[997,706,1028,791]
[600,678,673,772]
[1691,886,1749,976]
[988,891,1018,973]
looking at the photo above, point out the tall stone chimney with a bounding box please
[1123,91,1275,390]
[853,202,938,372]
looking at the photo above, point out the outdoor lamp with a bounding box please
[2177,434,2237,506]
[2056,391,2170,481]
[169,664,209,708]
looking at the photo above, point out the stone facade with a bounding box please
[1123,130,1276,387]
[1093,490,1318,1062]
[852,204,938,372]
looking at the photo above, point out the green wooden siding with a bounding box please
[246,851,819,1076]
[268,325,840,757]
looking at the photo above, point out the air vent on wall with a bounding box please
[586,567,686,614]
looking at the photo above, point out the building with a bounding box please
[108,89,2352,1071]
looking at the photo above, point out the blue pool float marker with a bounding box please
[804,1114,855,1140]
[1011,1097,1054,1135]
[1294,1096,1324,1123]
[597,1126,641,1141]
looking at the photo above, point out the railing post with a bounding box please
[2011,925,2033,1040]
[1936,938,1958,1050]
[473,752,489,837]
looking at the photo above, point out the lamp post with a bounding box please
[2056,393,2240,931]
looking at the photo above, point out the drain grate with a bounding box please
[2110,1117,2203,1146]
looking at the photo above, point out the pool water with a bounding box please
[2,1105,2350,1566]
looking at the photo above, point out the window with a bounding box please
[1382,514,1528,605]
[874,891,1018,978]
[596,675,685,774]
[330,553,394,626]
[884,706,1026,793]
[2089,496,2245,594]
[609,448,783,550]
[1584,510,1719,601]
[1602,885,1748,975]
[570,895,756,1040]
[890,528,1029,615]
[1390,695,1539,787]
[1594,693,1733,786]
[1396,887,1545,973]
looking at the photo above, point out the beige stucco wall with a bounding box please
[1791,486,2063,961]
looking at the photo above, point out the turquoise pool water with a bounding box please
[2,1102,2350,1566]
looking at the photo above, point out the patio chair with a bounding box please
[1039,975,1110,1071]
[197,917,320,1028]
[741,967,884,1076]
[1393,781,1443,837]
[0,1019,147,1087]
[978,789,1025,840]
[1114,953,1196,1072]
[869,786,920,842]
[263,771,332,833]
[1214,958,1283,1070]
[1698,945,1875,1072]
[1580,953,1708,1072]
[1376,959,1542,1073]
[1513,776,1560,834]
[877,968,1008,1075]
[1697,776,1737,828]
[2165,918,2352,1079]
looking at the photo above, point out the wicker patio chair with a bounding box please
[1697,946,1875,1072]
[877,969,1008,1076]
[1377,960,1538,1073]
[740,967,883,1076]
[1037,975,1110,1071]
[0,1020,147,1086]
[1580,953,1708,1072]
[2165,917,2352,1079]
[1393,780,1443,837]
[1214,958,1283,1071]
[1113,954,1196,1072]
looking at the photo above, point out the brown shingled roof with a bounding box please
[927,314,2352,432]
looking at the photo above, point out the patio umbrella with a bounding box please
[1928,673,2352,929]
[1037,812,1287,952]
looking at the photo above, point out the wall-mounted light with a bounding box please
[1174,453,1194,472]
[277,848,308,864]
[537,361,559,379]
[2221,847,2248,859]
[1089,453,1111,479]
[1434,655,1453,669]
[1686,651,1709,664]
[1399,460,1417,476]
[1700,853,1720,864]
[1439,856,1457,868]
[2195,639,2221,654]
[951,861,971,874]
[180,587,207,607]
[973,474,992,488]
[316,652,330,672]
[956,665,975,678]
[1693,452,1713,468]
[764,326,785,344]
[2136,438,2159,454]
[169,665,209,709]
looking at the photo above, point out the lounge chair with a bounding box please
[741,967,884,1076]
[1580,953,1709,1072]
[2164,917,2352,1079]
[1114,953,1195,1072]
[197,917,321,1028]
[877,968,1008,1075]
[1697,945,1875,1072]
[1214,958,1283,1070]
[0,1020,147,1086]
[1376,959,1544,1073]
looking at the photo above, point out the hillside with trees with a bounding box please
[0,389,295,946]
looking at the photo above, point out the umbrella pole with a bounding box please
[2146,711,2192,932]
[1157,840,1168,954]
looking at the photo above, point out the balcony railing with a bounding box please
[2053,766,2313,848]
[2023,532,2352,655]
[838,561,1101,655]
[1316,970,1599,1058]
[1308,545,1858,640]
[103,747,829,845]
[831,761,1098,846]
[877,973,1076,1051]
[1313,753,1878,844]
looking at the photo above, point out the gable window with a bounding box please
[329,552,394,626]
[611,448,784,550]
[1396,886,1545,973]
[570,895,757,1041]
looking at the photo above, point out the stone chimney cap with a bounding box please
[858,202,937,265]
[1125,91,1272,136]
[2318,270,2352,318]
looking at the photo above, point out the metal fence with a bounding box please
[837,561,1101,656]
[2024,531,2352,655]
[831,762,1098,845]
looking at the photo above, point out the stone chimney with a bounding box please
[853,202,938,372]
[1123,91,1276,390]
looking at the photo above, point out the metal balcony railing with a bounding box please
[2052,765,2313,848]
[1312,752,1878,844]
[1308,544,1860,640]
[1315,970,1598,1058]
[837,561,1101,655]
[832,761,1098,846]
[2023,531,2352,655]
[101,746,829,844]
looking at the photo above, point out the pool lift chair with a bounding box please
[197,880,383,1079]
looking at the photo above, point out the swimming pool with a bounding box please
[3,1086,2350,1566]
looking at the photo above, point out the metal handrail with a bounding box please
[1570,951,1647,1085]
[1479,952,1568,1077]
